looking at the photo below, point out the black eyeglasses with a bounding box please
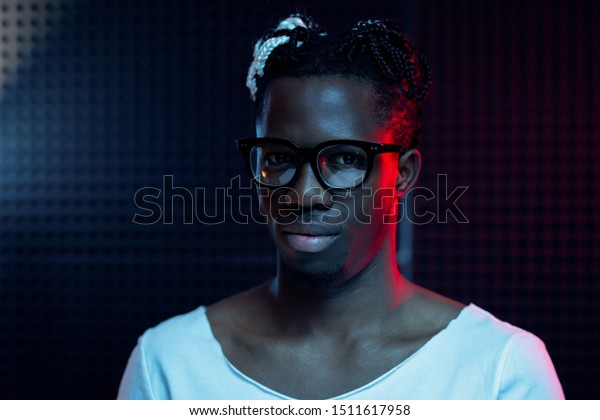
[237,137,404,190]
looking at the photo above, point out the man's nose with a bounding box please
[291,162,331,209]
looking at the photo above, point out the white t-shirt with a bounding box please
[117,304,564,399]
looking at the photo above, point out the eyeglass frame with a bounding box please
[236,137,405,190]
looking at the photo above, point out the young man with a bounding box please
[118,15,564,399]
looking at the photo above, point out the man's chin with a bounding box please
[280,257,347,297]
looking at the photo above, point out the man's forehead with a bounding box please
[258,77,392,143]
[265,76,374,107]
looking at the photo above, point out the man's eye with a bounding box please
[330,152,363,166]
[265,152,294,165]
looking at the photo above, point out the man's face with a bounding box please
[256,77,402,291]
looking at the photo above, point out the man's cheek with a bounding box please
[259,188,301,225]
[353,187,396,225]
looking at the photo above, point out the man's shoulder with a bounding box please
[137,305,213,356]
[457,303,538,344]
[427,299,546,366]
[140,281,271,349]
[403,285,535,347]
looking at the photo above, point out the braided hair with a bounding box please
[246,15,432,150]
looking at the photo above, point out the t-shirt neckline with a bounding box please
[200,303,475,400]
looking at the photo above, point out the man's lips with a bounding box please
[279,222,341,253]
[282,232,339,253]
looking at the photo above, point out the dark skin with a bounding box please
[208,77,464,399]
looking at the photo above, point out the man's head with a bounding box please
[241,15,431,294]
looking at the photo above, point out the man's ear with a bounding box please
[396,148,421,197]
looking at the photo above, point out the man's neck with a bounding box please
[268,246,414,337]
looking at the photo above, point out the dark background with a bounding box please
[0,0,598,399]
